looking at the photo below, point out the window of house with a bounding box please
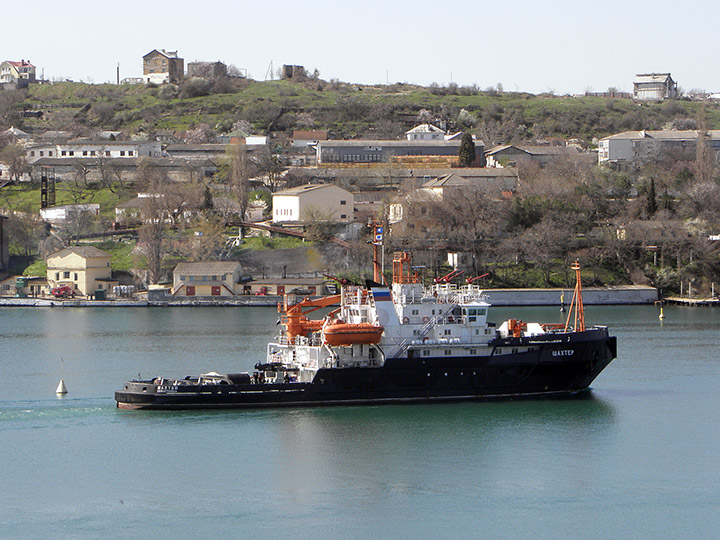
[55,272,59,280]
[68,151,74,156]
[340,200,346,205]
[128,150,134,156]
[98,283,103,289]
[49,151,53,156]
[40,151,44,156]
[422,350,430,357]
[186,286,195,296]
[120,151,125,156]
[91,151,96,156]
[105,151,111,157]
[74,273,78,281]
[340,214,346,219]
[63,271,70,279]
[444,350,452,356]
[444,329,451,336]
[61,151,67,156]
[83,151,88,156]
[30,151,35,157]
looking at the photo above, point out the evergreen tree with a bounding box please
[201,185,214,212]
[646,178,658,216]
[458,132,476,167]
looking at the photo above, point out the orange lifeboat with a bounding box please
[322,322,384,346]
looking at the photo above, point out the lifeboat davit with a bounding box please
[322,322,384,346]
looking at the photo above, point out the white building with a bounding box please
[26,140,162,163]
[598,129,720,165]
[40,204,100,224]
[272,184,353,223]
[633,73,678,101]
[405,124,445,141]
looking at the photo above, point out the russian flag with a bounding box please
[372,288,392,302]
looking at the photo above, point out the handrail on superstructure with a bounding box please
[392,252,420,284]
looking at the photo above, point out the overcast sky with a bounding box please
[5,0,717,94]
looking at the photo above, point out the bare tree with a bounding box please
[0,143,31,182]
[184,124,217,143]
[6,212,45,256]
[221,144,256,222]
[134,194,167,285]
[433,185,502,274]
[184,216,227,261]
[60,208,98,245]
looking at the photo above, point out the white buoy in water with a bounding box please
[56,357,68,395]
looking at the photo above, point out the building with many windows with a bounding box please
[633,73,677,101]
[26,140,162,163]
[0,60,36,89]
[46,246,117,296]
[143,49,184,84]
[598,129,720,166]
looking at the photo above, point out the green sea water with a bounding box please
[1,305,719,539]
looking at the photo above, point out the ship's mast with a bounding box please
[564,260,585,332]
[371,221,384,284]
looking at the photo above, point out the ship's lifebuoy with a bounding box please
[403,317,409,324]
[422,317,429,323]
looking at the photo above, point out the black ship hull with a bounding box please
[115,329,617,410]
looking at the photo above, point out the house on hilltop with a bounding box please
[0,60,36,89]
[633,73,677,101]
[143,49,184,84]
[187,61,227,79]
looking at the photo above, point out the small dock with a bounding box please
[664,296,720,307]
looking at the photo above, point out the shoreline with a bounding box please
[0,285,659,307]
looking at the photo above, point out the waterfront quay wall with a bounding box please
[0,286,657,307]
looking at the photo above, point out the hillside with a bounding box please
[7,79,720,145]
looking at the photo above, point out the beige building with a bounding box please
[0,60,36,89]
[46,246,117,296]
[272,183,354,223]
[172,261,245,297]
[143,49,184,84]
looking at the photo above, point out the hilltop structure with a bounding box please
[0,60,36,89]
[633,73,677,101]
[143,49,184,84]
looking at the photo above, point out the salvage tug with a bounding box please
[115,253,616,409]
